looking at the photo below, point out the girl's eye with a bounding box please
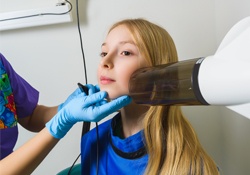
[122,51,131,56]
[100,52,107,57]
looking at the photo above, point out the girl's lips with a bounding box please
[100,76,115,85]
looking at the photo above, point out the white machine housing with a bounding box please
[129,16,250,120]
[199,16,250,118]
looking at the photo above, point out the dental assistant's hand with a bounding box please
[46,86,131,139]
[58,84,103,111]
[57,88,82,111]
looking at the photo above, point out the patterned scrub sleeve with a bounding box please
[0,62,17,129]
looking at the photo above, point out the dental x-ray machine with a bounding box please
[129,16,250,120]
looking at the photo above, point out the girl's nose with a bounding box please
[100,55,114,69]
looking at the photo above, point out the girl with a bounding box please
[81,18,219,175]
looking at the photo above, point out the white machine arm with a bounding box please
[129,16,250,119]
[200,16,250,105]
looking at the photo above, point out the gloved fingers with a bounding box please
[92,95,132,122]
[85,84,101,95]
[83,91,108,106]
[97,99,108,106]
[65,88,83,102]
[84,84,95,95]
[95,84,100,91]
[58,88,83,111]
[101,95,131,112]
[67,88,83,100]
[86,85,106,106]
[73,88,83,95]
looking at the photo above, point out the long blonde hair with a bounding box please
[109,19,219,175]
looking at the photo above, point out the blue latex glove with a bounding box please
[57,88,82,111]
[58,84,101,111]
[46,89,131,139]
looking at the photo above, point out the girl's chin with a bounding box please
[99,86,128,99]
[106,91,128,100]
[107,94,124,100]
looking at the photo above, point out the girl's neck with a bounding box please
[120,102,149,138]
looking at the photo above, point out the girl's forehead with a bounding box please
[107,25,131,38]
[104,26,135,46]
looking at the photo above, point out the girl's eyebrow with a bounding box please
[101,40,136,47]
[119,41,136,45]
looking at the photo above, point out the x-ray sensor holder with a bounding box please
[129,16,250,119]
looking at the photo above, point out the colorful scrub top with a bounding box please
[81,113,148,175]
[0,53,39,159]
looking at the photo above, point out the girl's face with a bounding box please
[97,25,147,99]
